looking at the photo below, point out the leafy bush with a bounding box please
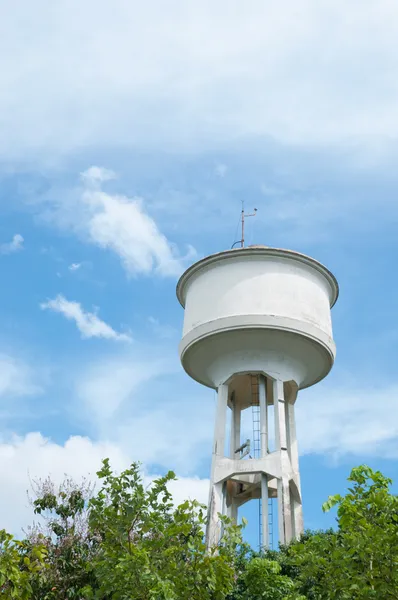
[1,463,397,599]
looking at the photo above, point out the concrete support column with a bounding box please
[259,376,268,457]
[259,375,269,548]
[214,383,228,458]
[228,500,238,523]
[206,383,228,549]
[230,394,241,458]
[274,379,287,452]
[277,476,292,546]
[273,379,293,545]
[287,399,304,538]
[228,394,241,526]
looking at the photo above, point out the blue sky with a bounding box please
[1,0,398,546]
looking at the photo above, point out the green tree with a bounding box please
[4,461,398,599]
[285,465,398,599]
[239,557,304,600]
[3,460,242,600]
[86,458,242,600]
[227,545,304,600]
[26,475,99,599]
[0,529,45,599]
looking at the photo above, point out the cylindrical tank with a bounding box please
[177,246,338,390]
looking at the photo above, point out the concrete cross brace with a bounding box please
[214,453,282,484]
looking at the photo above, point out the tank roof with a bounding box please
[177,246,339,308]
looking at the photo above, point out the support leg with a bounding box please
[207,483,224,547]
[287,399,304,538]
[230,394,241,458]
[229,499,238,523]
[259,376,269,548]
[261,474,269,548]
[273,379,293,545]
[206,384,228,549]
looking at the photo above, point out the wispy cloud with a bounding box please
[80,166,195,277]
[75,349,213,474]
[40,295,131,342]
[36,168,196,278]
[0,354,41,399]
[297,383,398,460]
[2,1,398,162]
[215,164,228,178]
[81,166,116,185]
[148,316,177,340]
[76,353,164,423]
[68,263,82,272]
[0,234,24,255]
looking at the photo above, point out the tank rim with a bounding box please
[176,246,339,308]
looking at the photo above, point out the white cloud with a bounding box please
[76,353,166,422]
[83,194,184,277]
[75,344,398,474]
[148,316,177,340]
[215,164,228,178]
[297,383,398,460]
[5,363,398,535]
[167,476,209,508]
[75,350,214,474]
[38,168,195,277]
[0,432,209,536]
[0,234,24,255]
[41,294,131,342]
[80,167,192,276]
[81,166,117,185]
[114,401,214,474]
[0,354,41,399]
[68,262,82,272]
[1,1,398,162]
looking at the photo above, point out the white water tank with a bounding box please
[177,246,338,390]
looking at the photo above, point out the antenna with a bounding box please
[232,201,257,249]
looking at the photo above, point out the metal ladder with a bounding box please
[268,497,274,550]
[250,374,273,550]
[250,375,262,550]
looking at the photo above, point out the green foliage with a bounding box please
[19,460,242,599]
[283,465,398,599]
[239,557,304,600]
[280,530,340,599]
[227,545,304,600]
[1,461,398,599]
[26,475,98,599]
[0,529,45,599]
[87,458,242,599]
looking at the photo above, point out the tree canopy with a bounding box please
[1,462,397,599]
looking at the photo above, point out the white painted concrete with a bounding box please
[177,247,338,390]
[177,247,338,550]
[206,383,229,547]
[178,251,336,338]
[230,395,241,458]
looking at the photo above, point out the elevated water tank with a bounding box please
[177,246,338,390]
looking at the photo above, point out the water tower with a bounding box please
[176,245,338,549]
